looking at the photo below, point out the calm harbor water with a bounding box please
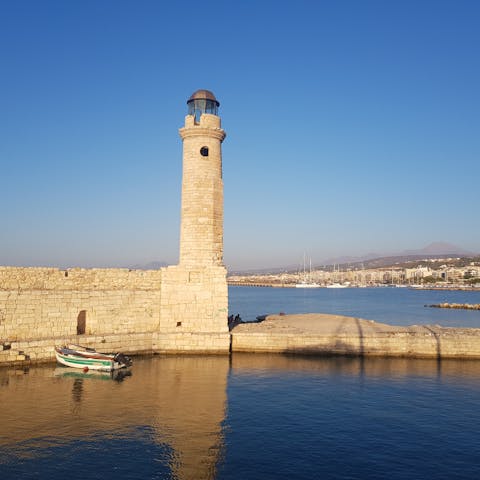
[2,287,480,479]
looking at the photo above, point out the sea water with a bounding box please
[1,287,480,480]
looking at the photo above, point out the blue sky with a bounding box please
[1,0,479,270]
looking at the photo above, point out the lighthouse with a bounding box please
[159,90,229,349]
[179,90,226,267]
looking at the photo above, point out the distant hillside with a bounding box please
[228,242,478,275]
[400,242,474,257]
[319,242,474,269]
[337,254,476,271]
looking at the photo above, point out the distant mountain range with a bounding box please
[402,242,474,256]
[320,242,475,268]
[229,242,478,275]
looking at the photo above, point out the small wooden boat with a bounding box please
[54,344,132,371]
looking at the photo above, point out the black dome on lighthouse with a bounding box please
[187,89,220,106]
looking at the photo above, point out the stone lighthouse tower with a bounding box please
[179,90,226,267]
[159,90,229,352]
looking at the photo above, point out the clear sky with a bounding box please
[1,0,479,271]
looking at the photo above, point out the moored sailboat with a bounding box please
[295,254,320,288]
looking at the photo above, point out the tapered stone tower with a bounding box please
[159,90,229,352]
[179,90,226,267]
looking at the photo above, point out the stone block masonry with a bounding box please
[230,314,480,359]
[0,267,162,342]
[179,113,225,268]
[0,266,230,366]
[160,265,228,334]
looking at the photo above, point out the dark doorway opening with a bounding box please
[77,310,86,335]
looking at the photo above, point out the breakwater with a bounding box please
[3,312,480,367]
[427,302,480,310]
[231,314,480,359]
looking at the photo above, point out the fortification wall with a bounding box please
[0,266,162,290]
[0,267,162,343]
[0,266,231,365]
[160,265,228,333]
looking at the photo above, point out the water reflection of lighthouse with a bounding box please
[154,356,228,480]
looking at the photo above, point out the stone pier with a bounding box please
[231,314,480,359]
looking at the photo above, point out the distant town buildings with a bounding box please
[228,258,480,289]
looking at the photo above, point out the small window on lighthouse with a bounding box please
[200,146,209,157]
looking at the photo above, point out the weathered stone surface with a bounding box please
[179,113,225,268]
[231,313,480,359]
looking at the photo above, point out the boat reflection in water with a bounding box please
[54,366,132,382]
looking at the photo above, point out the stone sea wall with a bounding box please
[3,268,480,367]
[0,266,230,365]
[0,267,162,342]
[0,332,230,366]
[231,330,480,358]
[231,314,480,359]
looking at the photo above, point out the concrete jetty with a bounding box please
[231,313,480,359]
